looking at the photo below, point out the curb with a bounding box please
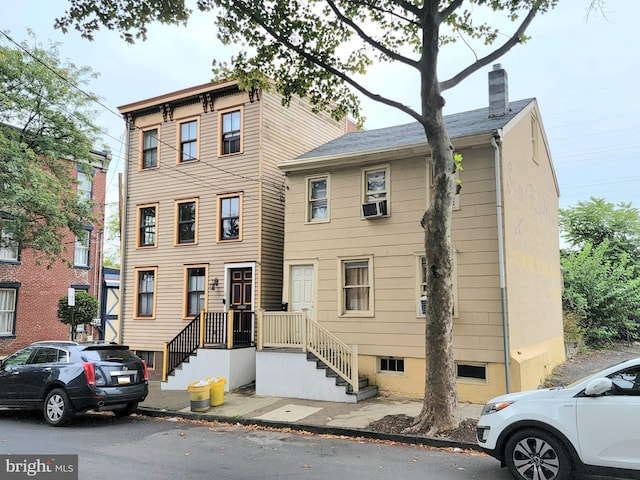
[136,406,483,453]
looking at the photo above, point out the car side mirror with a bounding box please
[584,377,613,396]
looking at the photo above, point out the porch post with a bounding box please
[162,342,168,382]
[302,309,309,352]
[257,309,264,350]
[199,310,205,348]
[352,344,359,393]
[226,309,234,349]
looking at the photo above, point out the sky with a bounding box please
[3,1,639,215]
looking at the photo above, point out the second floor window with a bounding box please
[363,167,388,203]
[0,287,17,336]
[77,171,92,202]
[142,128,159,168]
[74,230,90,267]
[176,200,197,244]
[138,205,157,247]
[0,222,19,262]
[180,120,198,162]
[221,110,241,155]
[219,195,240,241]
[307,176,329,221]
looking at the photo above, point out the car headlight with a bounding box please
[481,401,514,415]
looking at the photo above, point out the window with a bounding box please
[307,176,329,222]
[218,194,242,242]
[380,357,405,373]
[176,199,197,245]
[0,221,19,262]
[220,109,242,155]
[77,171,92,202]
[179,119,198,162]
[457,363,487,381]
[142,128,159,169]
[0,287,17,336]
[417,251,458,317]
[137,204,157,247]
[135,268,156,318]
[185,266,206,317]
[609,366,640,395]
[531,114,540,164]
[135,351,155,369]
[362,165,389,203]
[341,258,372,315]
[74,229,90,267]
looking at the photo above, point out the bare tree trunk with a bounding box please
[403,1,459,435]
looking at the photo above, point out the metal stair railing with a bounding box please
[162,310,254,381]
[162,314,200,381]
[258,310,359,393]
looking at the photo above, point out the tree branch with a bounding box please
[325,0,418,68]
[237,3,423,122]
[439,0,464,21]
[439,5,539,92]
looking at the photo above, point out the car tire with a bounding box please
[504,428,571,480]
[113,402,138,417]
[44,389,75,427]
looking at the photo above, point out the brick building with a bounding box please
[0,149,111,356]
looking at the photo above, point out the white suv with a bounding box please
[476,357,640,480]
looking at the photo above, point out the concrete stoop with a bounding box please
[256,349,377,403]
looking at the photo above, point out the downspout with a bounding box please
[491,131,511,393]
[118,118,131,343]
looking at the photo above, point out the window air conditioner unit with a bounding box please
[361,199,387,218]
[419,296,427,316]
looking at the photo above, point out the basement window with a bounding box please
[135,350,155,370]
[380,357,404,373]
[457,363,487,381]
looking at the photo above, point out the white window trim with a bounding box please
[305,174,331,224]
[361,164,390,217]
[338,255,374,317]
[0,287,17,335]
[0,225,19,262]
[74,230,90,267]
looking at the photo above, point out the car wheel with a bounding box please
[113,402,138,417]
[504,428,571,480]
[44,389,75,427]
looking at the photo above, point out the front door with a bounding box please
[230,268,252,311]
[229,267,253,345]
[291,265,314,319]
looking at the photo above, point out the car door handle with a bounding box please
[43,368,52,372]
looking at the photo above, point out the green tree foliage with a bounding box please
[57,291,99,341]
[55,0,558,432]
[0,32,101,265]
[103,204,120,268]
[560,197,640,268]
[562,241,640,347]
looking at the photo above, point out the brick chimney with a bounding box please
[488,63,509,117]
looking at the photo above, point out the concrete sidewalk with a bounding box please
[138,381,484,449]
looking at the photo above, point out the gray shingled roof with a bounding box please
[298,98,534,160]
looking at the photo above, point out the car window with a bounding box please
[2,347,35,368]
[31,347,67,364]
[81,348,138,363]
[608,366,640,395]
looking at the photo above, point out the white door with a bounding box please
[576,364,640,469]
[291,265,314,319]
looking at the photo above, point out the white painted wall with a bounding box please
[162,348,256,392]
[255,350,357,403]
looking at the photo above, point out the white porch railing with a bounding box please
[258,310,359,393]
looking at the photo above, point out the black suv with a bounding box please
[0,341,148,426]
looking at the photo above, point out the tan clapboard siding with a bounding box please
[258,92,347,309]
[500,106,563,353]
[121,86,349,350]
